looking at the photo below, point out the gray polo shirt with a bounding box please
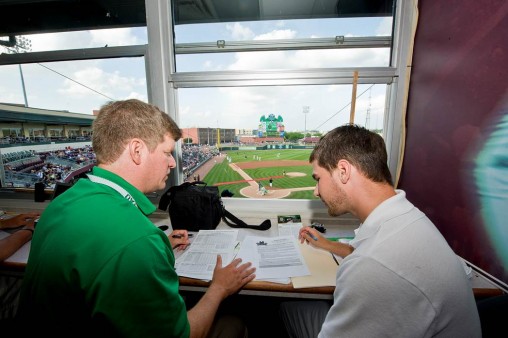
[319,190,481,338]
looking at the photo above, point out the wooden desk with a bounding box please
[179,276,334,299]
[1,214,504,301]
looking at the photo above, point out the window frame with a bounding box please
[0,0,417,197]
[147,0,416,188]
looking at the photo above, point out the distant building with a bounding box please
[235,128,255,136]
[301,136,320,145]
[0,103,94,140]
[239,136,284,144]
[181,127,236,145]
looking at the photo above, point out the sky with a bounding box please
[0,16,392,133]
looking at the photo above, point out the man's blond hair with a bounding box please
[92,99,182,164]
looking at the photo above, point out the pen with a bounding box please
[331,253,340,265]
[306,231,318,241]
[172,234,194,239]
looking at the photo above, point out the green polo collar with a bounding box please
[90,166,156,216]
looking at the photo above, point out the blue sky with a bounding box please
[0,16,391,132]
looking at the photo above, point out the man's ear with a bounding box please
[337,159,350,183]
[128,138,145,165]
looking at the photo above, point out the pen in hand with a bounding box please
[306,231,318,241]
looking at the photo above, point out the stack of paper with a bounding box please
[235,235,310,283]
[174,229,338,288]
[175,229,238,281]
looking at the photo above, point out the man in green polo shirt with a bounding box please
[18,99,256,337]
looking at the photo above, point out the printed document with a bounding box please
[175,229,238,281]
[236,235,310,280]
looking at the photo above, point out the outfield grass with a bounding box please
[202,148,318,199]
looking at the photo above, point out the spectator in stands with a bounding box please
[18,99,255,337]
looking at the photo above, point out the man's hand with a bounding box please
[209,255,256,300]
[0,212,40,229]
[168,229,191,252]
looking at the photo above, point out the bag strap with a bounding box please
[172,181,206,191]
[222,208,271,231]
[159,181,271,230]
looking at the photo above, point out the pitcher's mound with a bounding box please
[240,186,291,199]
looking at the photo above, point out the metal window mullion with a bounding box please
[0,45,147,66]
[175,36,391,54]
[169,67,396,88]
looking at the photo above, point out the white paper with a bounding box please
[236,235,310,280]
[277,214,303,239]
[291,242,339,288]
[175,229,238,281]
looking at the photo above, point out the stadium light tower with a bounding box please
[5,36,32,107]
[302,106,310,139]
[0,36,31,188]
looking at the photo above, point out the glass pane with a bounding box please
[175,18,391,43]
[174,17,392,71]
[176,47,390,72]
[1,29,147,190]
[0,58,147,115]
[4,28,147,53]
[178,84,386,199]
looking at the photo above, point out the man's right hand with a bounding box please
[0,212,40,229]
[209,255,256,300]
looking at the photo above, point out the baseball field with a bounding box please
[200,148,319,199]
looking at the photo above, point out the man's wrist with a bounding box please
[20,228,34,235]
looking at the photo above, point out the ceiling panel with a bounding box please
[0,0,394,36]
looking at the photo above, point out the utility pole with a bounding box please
[365,88,371,129]
[216,120,220,149]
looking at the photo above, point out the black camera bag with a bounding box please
[158,181,271,232]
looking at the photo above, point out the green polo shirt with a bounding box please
[19,167,190,338]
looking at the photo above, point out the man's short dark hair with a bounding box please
[310,124,393,185]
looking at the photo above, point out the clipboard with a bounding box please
[291,241,339,288]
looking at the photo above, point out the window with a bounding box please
[148,0,406,199]
[1,0,415,201]
[0,29,148,190]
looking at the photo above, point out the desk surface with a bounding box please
[0,212,504,300]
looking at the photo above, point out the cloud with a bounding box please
[225,21,390,71]
[58,63,145,102]
[90,28,142,47]
[27,28,144,52]
[376,17,393,36]
[226,23,255,40]
[254,29,296,40]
